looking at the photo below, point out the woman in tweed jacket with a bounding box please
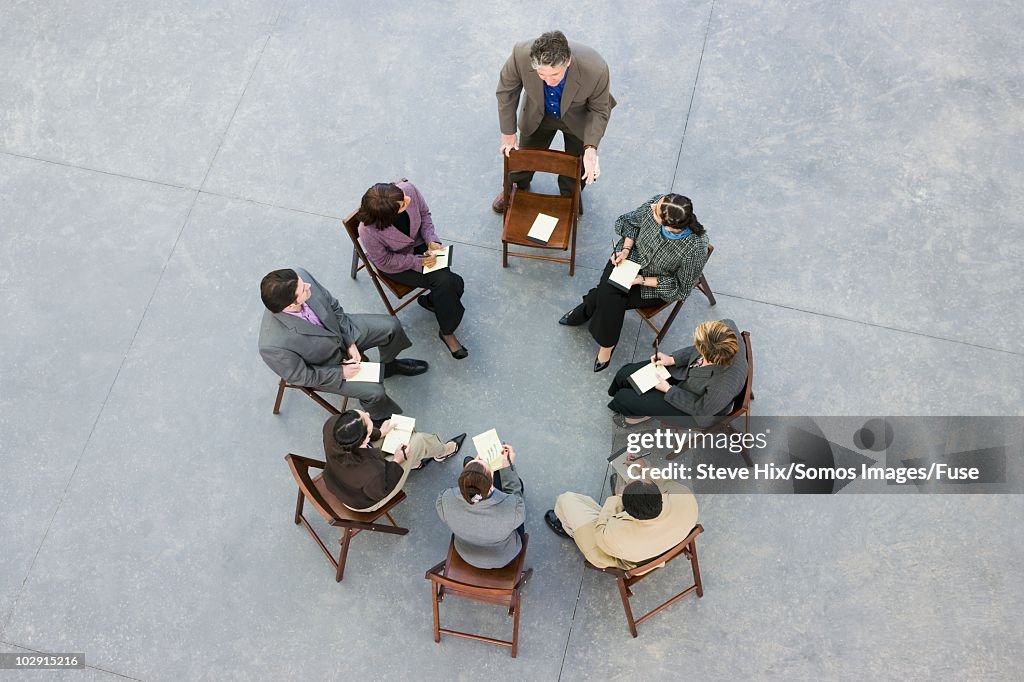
[560,193,710,371]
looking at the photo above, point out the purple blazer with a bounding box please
[357,181,440,274]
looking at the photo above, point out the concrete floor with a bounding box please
[2,1,1022,680]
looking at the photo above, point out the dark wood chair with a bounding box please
[285,453,408,582]
[500,149,582,276]
[666,331,755,466]
[425,534,533,657]
[634,244,717,347]
[585,524,704,638]
[343,209,427,315]
[272,378,348,416]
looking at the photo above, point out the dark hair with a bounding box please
[529,31,572,69]
[356,183,405,230]
[458,461,493,504]
[260,268,299,313]
[659,194,705,235]
[622,481,663,520]
[328,411,369,463]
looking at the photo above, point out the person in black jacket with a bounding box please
[322,410,466,512]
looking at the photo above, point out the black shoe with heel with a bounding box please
[559,304,588,326]
[439,331,468,359]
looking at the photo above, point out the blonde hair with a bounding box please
[694,321,738,367]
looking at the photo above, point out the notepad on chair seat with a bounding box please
[608,259,642,292]
[627,362,671,394]
[472,428,507,470]
[422,245,452,274]
[381,414,416,454]
[347,361,382,383]
[526,213,559,244]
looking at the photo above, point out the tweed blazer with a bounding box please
[614,195,710,302]
[578,491,699,570]
[436,467,526,569]
[357,181,440,275]
[496,40,616,148]
[257,268,359,395]
[666,319,748,419]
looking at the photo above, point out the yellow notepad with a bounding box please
[347,361,382,383]
[381,415,416,454]
[628,362,671,394]
[471,428,506,470]
[526,213,559,244]
[422,245,452,274]
[608,259,642,292]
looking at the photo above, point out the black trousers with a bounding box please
[607,360,690,417]
[510,115,585,196]
[580,262,663,347]
[387,266,466,335]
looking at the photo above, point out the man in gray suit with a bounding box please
[258,268,428,421]
[492,30,615,214]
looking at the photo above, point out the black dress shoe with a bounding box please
[545,510,570,538]
[434,433,467,462]
[463,455,475,468]
[438,331,468,359]
[558,304,587,326]
[383,358,429,377]
[594,358,611,373]
[417,294,435,313]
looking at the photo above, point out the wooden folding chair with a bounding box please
[425,534,533,657]
[634,245,717,346]
[272,378,348,416]
[586,524,704,638]
[665,331,755,465]
[285,453,408,582]
[343,210,427,315]
[500,149,582,276]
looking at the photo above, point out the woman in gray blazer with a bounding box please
[607,319,747,426]
[559,193,709,372]
[435,445,526,569]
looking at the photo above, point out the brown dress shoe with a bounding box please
[491,191,507,213]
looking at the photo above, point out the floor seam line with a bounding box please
[0,639,143,680]
[671,0,716,190]
[0,147,196,191]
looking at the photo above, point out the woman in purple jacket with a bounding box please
[356,181,468,359]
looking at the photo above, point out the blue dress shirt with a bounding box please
[542,68,568,118]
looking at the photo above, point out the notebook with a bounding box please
[607,259,642,292]
[346,361,382,383]
[422,245,452,274]
[627,362,672,394]
[526,213,559,244]
[381,414,416,454]
[471,428,507,470]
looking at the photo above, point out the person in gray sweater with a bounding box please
[435,445,526,569]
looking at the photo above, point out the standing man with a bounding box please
[258,268,428,422]
[493,30,615,215]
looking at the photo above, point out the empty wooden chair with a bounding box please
[285,453,408,582]
[343,210,427,315]
[425,534,532,657]
[585,524,704,638]
[634,245,717,346]
[500,149,582,276]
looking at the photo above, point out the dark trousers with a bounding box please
[579,262,662,347]
[387,267,466,335]
[510,115,585,196]
[607,361,690,417]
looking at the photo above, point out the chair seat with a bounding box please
[502,191,574,250]
[636,301,672,320]
[378,271,417,298]
[312,473,403,524]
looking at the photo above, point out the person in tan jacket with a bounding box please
[546,480,699,570]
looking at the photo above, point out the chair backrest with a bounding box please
[285,453,341,524]
[624,524,704,579]
[342,209,418,300]
[504,148,581,181]
[727,331,753,415]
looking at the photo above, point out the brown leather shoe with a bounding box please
[491,191,507,213]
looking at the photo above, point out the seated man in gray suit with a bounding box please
[258,268,428,422]
[607,319,747,427]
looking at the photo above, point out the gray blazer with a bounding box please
[436,466,526,569]
[665,319,748,419]
[496,40,616,148]
[258,268,358,395]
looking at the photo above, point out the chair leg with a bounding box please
[431,583,442,643]
[293,489,304,525]
[698,273,717,305]
[617,577,639,638]
[741,410,753,467]
[350,247,359,280]
[336,529,352,582]
[272,378,287,414]
[690,540,704,598]
[511,593,521,658]
[502,242,509,268]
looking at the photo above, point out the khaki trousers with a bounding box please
[554,492,633,570]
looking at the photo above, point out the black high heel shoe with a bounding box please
[594,347,615,372]
[439,331,468,359]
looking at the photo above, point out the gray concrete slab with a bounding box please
[1,0,1021,680]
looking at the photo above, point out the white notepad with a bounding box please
[381,414,416,454]
[608,259,642,292]
[471,428,507,470]
[526,213,559,244]
[627,362,671,394]
[346,361,382,383]
[422,245,452,274]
